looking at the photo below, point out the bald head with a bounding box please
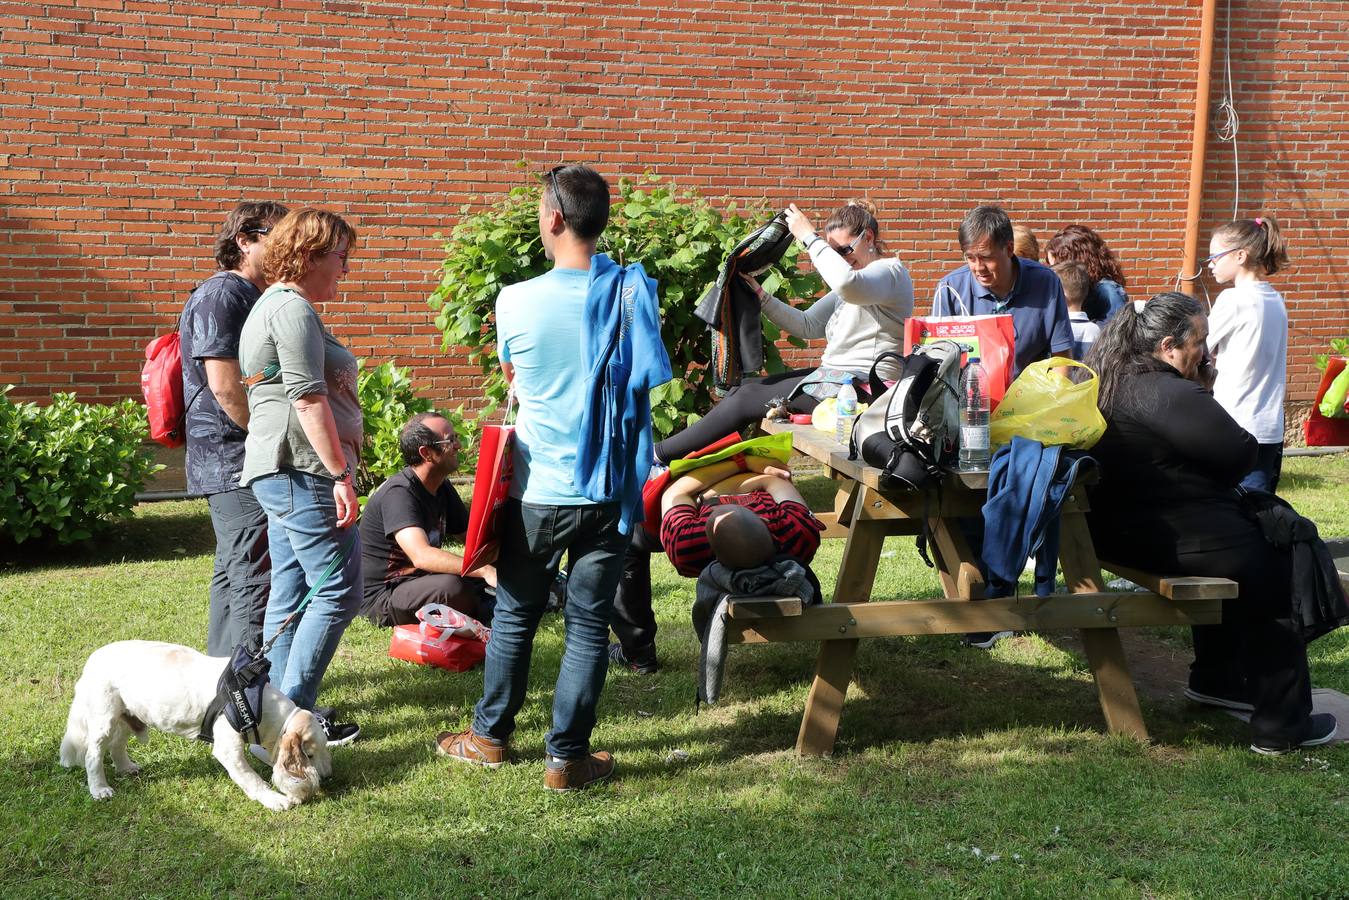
[705,505,774,570]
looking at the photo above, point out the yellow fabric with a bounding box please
[989,357,1107,450]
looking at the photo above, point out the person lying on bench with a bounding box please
[608,456,824,673]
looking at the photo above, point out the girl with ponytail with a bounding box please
[1205,215,1292,491]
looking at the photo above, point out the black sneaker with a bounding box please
[314,712,360,746]
[1250,714,1338,756]
[1183,685,1255,713]
[313,705,338,723]
[607,642,658,675]
[962,631,1013,650]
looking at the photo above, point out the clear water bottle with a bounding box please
[959,356,991,472]
[835,382,858,445]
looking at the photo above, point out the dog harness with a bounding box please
[197,644,270,745]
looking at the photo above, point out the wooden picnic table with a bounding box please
[732,420,1237,756]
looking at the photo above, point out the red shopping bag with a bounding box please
[904,314,1015,408]
[462,419,515,574]
[1304,357,1349,447]
[388,603,489,672]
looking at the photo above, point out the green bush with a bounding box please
[427,172,823,437]
[0,386,161,546]
[355,360,435,497]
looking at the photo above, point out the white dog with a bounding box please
[60,640,331,810]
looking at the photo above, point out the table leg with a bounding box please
[797,494,887,756]
[1059,509,1150,740]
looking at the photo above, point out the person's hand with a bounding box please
[334,479,359,528]
[785,203,817,242]
[739,273,770,303]
[1197,351,1217,391]
[468,563,498,588]
[761,464,793,481]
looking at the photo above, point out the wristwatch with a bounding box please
[329,464,352,482]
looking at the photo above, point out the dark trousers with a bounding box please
[610,527,663,655]
[1099,519,1311,745]
[472,499,628,759]
[656,367,818,462]
[1239,442,1284,493]
[363,573,490,627]
[205,486,271,656]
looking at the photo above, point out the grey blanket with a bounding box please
[692,558,815,706]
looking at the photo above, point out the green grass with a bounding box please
[2,455,1348,898]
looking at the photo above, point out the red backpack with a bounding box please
[141,331,203,448]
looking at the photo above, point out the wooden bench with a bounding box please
[735,420,1239,756]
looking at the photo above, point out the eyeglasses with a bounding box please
[244,226,273,237]
[835,231,866,257]
[1203,247,1238,265]
[547,165,568,222]
[430,438,457,448]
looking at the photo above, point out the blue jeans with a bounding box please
[250,469,362,711]
[1239,442,1284,493]
[473,499,627,759]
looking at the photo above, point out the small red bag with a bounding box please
[1304,357,1349,447]
[461,416,515,574]
[388,605,489,672]
[141,332,188,448]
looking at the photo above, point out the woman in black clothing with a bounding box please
[1084,292,1335,754]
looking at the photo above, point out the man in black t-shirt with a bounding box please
[359,412,498,626]
[178,201,288,656]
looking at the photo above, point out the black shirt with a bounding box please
[359,467,471,603]
[178,271,261,495]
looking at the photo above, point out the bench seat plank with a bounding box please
[728,591,1223,644]
[1099,563,1238,601]
[725,597,803,619]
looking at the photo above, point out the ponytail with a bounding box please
[1088,292,1203,413]
[1213,215,1290,275]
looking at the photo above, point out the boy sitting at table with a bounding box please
[608,452,825,673]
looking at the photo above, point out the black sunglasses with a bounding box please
[547,165,568,222]
[243,226,273,237]
[835,231,866,257]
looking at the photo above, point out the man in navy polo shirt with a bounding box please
[932,205,1075,652]
[932,205,1075,376]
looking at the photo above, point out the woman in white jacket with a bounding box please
[656,200,914,461]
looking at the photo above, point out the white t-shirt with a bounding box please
[1207,280,1288,444]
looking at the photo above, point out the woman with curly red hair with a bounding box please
[1045,225,1129,321]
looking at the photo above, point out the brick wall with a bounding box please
[2,0,1345,409]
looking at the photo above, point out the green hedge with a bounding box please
[0,387,161,546]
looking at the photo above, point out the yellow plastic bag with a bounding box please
[989,357,1106,450]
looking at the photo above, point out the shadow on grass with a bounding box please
[0,500,215,571]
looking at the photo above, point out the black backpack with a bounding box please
[849,342,965,491]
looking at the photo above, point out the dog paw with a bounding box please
[115,761,141,776]
[90,785,115,801]
[258,792,297,812]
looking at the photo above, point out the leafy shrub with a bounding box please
[0,386,162,546]
[428,172,823,436]
[1315,336,1349,371]
[355,360,434,497]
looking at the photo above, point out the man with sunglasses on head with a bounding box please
[437,164,671,792]
[178,201,288,657]
[358,412,497,627]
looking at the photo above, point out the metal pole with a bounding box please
[1181,0,1220,295]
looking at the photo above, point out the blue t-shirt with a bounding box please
[496,266,592,505]
[932,257,1075,378]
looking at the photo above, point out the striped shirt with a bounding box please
[659,493,823,578]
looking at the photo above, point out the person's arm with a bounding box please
[1046,284,1076,378]
[291,394,359,526]
[203,358,250,429]
[1146,375,1257,479]
[502,360,515,384]
[742,273,834,339]
[394,527,497,587]
[805,243,914,309]
[660,459,754,514]
[734,470,806,505]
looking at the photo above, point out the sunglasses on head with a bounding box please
[547,165,568,222]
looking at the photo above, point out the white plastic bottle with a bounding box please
[835,382,859,446]
[959,356,991,472]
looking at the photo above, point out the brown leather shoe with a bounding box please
[435,729,508,769]
[543,751,615,792]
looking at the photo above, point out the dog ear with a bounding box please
[276,729,309,780]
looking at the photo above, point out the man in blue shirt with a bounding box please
[932,205,1075,376]
[436,165,647,792]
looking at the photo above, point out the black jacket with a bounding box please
[1241,489,1349,643]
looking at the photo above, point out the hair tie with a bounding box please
[1255,217,1265,227]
